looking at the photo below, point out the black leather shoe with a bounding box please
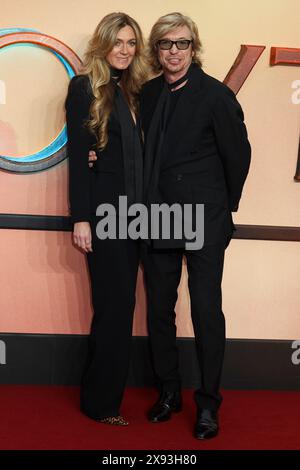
[194,408,219,439]
[148,391,182,423]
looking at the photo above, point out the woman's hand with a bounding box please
[88,150,98,167]
[73,222,93,253]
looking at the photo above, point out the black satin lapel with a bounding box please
[115,88,143,204]
[163,67,204,148]
[134,127,143,203]
[143,83,169,199]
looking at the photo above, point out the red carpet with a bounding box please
[0,386,299,450]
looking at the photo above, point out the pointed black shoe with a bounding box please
[194,408,219,439]
[148,391,182,423]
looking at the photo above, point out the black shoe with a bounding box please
[194,408,219,439]
[148,391,182,423]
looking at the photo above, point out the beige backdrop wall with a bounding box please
[0,0,299,338]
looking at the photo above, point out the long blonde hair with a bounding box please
[147,12,203,75]
[81,12,148,150]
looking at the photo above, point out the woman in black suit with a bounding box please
[65,12,147,425]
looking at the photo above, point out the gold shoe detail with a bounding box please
[99,415,129,426]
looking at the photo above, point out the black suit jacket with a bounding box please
[65,75,142,224]
[140,65,251,248]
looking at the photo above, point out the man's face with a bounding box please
[157,25,194,76]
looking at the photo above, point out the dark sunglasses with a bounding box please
[157,39,193,50]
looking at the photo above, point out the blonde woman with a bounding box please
[65,12,147,425]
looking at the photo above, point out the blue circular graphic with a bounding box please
[0,28,80,172]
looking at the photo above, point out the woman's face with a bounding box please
[106,25,137,70]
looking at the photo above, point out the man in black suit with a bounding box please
[140,12,251,440]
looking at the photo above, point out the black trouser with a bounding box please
[80,219,140,419]
[142,243,226,411]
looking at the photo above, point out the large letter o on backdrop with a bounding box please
[0,28,82,173]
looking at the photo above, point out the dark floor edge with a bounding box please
[0,334,299,389]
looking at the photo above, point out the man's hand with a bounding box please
[73,222,93,252]
[88,150,97,168]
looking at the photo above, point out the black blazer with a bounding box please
[140,65,251,247]
[65,75,142,224]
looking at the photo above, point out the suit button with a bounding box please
[176,174,183,181]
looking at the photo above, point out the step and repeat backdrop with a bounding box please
[0,0,299,344]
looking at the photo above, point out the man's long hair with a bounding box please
[81,12,148,150]
[147,12,203,75]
